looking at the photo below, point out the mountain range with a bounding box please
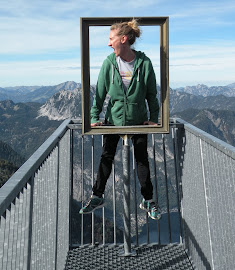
[1,81,234,103]
[175,83,235,97]
[0,81,81,103]
[0,80,234,240]
[0,81,234,157]
[171,89,234,113]
[32,82,235,120]
[173,109,235,146]
[0,81,234,180]
[0,99,62,159]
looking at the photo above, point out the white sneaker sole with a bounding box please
[139,203,149,212]
[148,211,161,220]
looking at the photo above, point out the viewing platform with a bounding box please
[0,118,234,270]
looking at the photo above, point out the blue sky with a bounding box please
[0,0,235,88]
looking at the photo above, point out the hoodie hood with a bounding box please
[107,50,146,71]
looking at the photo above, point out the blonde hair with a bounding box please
[110,19,141,45]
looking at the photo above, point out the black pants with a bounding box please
[92,134,153,200]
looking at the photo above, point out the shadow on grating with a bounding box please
[65,244,194,270]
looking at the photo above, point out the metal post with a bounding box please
[54,143,60,270]
[27,176,34,270]
[102,136,105,246]
[112,162,117,246]
[69,129,74,248]
[119,135,136,257]
[171,127,183,243]
[151,134,161,245]
[162,134,171,243]
[81,135,84,246]
[91,135,95,246]
[132,144,139,247]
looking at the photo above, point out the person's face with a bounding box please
[108,29,123,57]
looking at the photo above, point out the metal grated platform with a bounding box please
[65,244,194,270]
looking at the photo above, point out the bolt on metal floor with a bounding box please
[65,244,194,270]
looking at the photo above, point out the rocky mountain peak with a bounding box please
[176,84,235,97]
[37,88,82,121]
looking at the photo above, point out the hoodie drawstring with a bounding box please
[112,64,114,84]
[137,68,140,82]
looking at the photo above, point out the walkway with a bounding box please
[65,244,194,270]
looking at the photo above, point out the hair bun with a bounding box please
[128,19,141,37]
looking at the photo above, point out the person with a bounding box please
[79,19,161,220]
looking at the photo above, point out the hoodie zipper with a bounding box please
[109,56,142,125]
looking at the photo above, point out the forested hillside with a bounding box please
[0,159,18,188]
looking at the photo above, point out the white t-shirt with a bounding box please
[116,56,136,92]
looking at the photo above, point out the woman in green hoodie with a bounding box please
[79,19,161,220]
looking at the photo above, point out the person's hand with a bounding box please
[91,122,103,127]
[143,121,158,126]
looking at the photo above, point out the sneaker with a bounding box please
[79,195,105,214]
[139,199,161,220]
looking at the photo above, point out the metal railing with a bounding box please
[69,119,184,249]
[0,119,71,270]
[0,118,183,268]
[177,119,235,270]
[0,118,234,269]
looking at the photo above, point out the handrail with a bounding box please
[0,119,71,270]
[176,118,235,270]
[0,119,71,217]
[175,118,235,158]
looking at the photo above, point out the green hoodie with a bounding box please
[90,51,159,126]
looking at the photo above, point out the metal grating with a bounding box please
[65,244,194,270]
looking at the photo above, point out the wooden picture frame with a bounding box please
[80,17,169,135]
